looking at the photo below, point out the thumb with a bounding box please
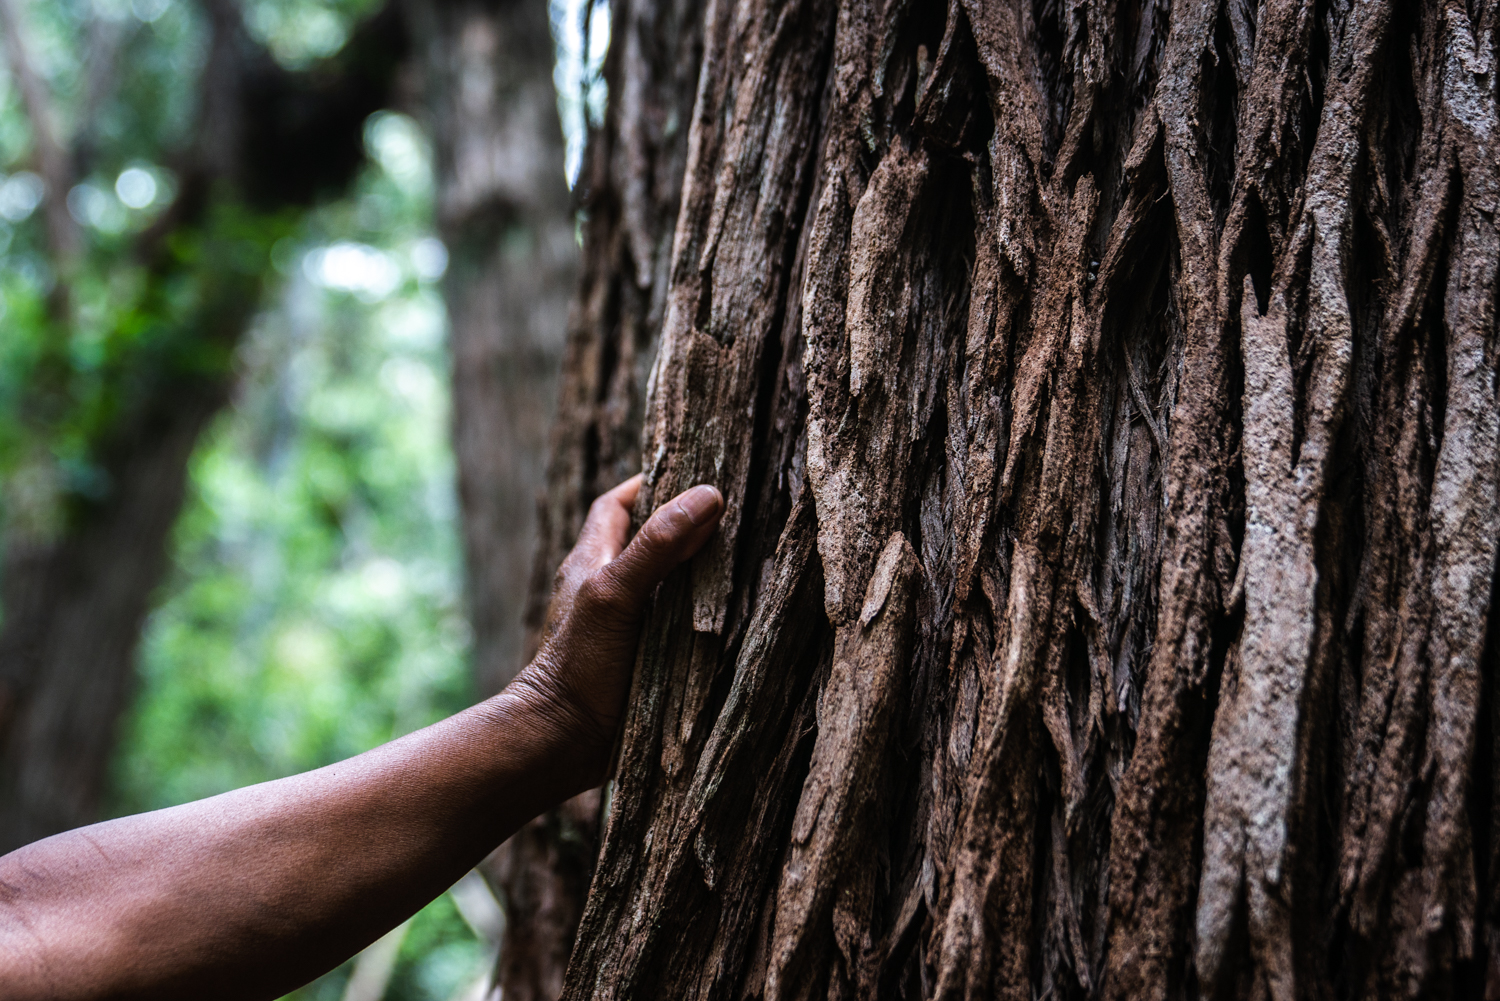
[595,484,724,610]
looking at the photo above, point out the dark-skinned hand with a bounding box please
[510,474,723,786]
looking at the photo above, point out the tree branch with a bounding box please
[0,0,78,258]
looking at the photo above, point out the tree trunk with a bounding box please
[0,350,245,850]
[0,3,406,853]
[408,0,577,702]
[537,0,1500,997]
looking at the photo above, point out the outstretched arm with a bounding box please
[0,476,723,1001]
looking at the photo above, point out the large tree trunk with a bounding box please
[0,3,405,853]
[531,0,1500,997]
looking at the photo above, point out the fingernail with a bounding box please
[679,485,723,526]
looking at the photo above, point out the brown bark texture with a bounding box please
[0,3,406,853]
[527,0,1500,997]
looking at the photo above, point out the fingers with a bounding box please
[593,484,724,610]
[572,475,644,568]
[606,473,644,509]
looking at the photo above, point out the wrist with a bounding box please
[484,672,611,798]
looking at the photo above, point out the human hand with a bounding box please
[505,475,724,788]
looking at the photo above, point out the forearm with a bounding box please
[0,688,581,1001]
[0,477,723,1000]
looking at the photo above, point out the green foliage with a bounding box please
[245,0,385,68]
[284,897,487,1001]
[0,0,400,528]
[391,894,490,1001]
[0,0,293,535]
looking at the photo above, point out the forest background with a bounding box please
[0,0,604,997]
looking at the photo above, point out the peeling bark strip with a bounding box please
[768,533,921,1001]
[523,0,1500,995]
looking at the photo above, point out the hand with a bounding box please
[506,475,724,788]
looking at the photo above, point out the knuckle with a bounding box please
[574,574,623,614]
[553,559,586,600]
[588,492,618,522]
[637,514,675,552]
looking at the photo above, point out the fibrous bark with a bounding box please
[531,0,1500,996]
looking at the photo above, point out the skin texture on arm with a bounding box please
[0,476,723,1001]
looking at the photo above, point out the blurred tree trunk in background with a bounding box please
[533,0,1500,998]
[0,2,406,854]
[405,0,579,996]
[408,0,575,703]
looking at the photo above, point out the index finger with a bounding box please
[572,474,644,569]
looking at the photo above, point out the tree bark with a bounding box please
[537,0,1500,997]
[0,2,406,854]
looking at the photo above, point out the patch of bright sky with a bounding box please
[59,163,173,234]
[243,0,383,69]
[236,0,603,183]
[297,114,447,303]
[550,0,610,184]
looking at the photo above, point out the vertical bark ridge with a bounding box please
[1392,4,1500,991]
[766,532,922,1001]
[638,0,837,635]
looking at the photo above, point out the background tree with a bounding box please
[521,0,1500,997]
[0,0,406,853]
[403,0,585,997]
[406,0,574,703]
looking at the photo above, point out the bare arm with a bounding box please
[0,476,723,1001]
